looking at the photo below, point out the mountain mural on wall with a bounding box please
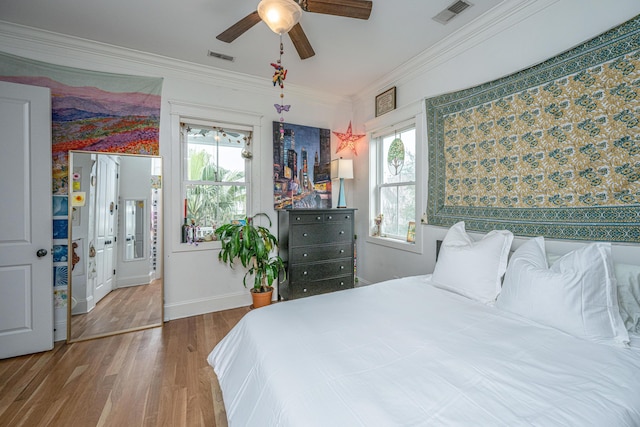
[0,62,162,195]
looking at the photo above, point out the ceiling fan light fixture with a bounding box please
[257,0,303,35]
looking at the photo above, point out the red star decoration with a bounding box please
[333,121,365,155]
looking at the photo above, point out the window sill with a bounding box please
[173,240,221,253]
[365,235,422,254]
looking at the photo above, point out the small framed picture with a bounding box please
[406,221,416,243]
[52,244,68,263]
[52,195,68,217]
[375,86,396,117]
[53,265,68,287]
[53,219,68,239]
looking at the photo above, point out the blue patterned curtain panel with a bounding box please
[426,15,640,242]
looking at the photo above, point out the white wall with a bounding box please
[0,21,352,335]
[4,0,640,337]
[159,76,350,320]
[350,0,640,285]
[116,155,154,287]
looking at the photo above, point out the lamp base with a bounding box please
[336,178,347,208]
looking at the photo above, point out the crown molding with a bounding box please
[353,0,559,106]
[0,20,350,107]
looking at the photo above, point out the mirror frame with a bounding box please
[66,150,164,343]
[123,198,147,261]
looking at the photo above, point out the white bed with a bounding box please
[208,223,640,426]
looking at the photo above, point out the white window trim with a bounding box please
[181,122,250,226]
[169,100,262,253]
[366,112,425,254]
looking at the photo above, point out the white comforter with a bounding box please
[208,276,640,426]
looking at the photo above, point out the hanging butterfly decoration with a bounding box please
[274,103,291,114]
[270,37,292,142]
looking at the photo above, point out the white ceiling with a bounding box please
[0,0,504,96]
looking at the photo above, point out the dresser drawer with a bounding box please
[289,212,353,224]
[324,212,354,222]
[290,276,354,299]
[289,213,325,224]
[290,223,352,246]
[290,259,353,282]
[290,243,352,263]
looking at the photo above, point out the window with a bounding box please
[372,124,416,242]
[182,122,250,234]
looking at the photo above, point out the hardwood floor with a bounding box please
[70,279,163,341]
[0,306,250,426]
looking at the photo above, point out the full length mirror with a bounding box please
[67,151,163,343]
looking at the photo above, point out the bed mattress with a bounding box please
[208,275,640,426]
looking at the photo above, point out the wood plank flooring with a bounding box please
[70,279,163,341]
[0,306,250,426]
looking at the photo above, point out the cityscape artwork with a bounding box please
[273,121,332,210]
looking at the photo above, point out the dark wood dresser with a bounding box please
[277,209,355,300]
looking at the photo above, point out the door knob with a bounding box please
[36,249,48,257]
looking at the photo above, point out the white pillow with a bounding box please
[432,221,513,303]
[614,263,640,333]
[497,237,629,347]
[548,252,640,334]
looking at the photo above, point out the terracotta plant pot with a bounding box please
[251,287,273,308]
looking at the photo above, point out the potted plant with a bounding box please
[214,213,285,308]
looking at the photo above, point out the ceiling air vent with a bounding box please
[432,0,472,25]
[208,50,234,62]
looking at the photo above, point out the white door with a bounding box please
[0,81,53,359]
[94,155,118,304]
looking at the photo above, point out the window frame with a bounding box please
[181,121,251,233]
[376,124,416,241]
[169,101,261,252]
[367,113,425,254]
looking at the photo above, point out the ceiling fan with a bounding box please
[216,0,373,60]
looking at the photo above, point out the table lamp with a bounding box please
[331,158,354,208]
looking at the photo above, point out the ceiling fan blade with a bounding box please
[216,11,262,43]
[303,0,372,20]
[288,23,315,60]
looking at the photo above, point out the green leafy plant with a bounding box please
[214,213,285,293]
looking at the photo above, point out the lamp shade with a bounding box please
[257,0,303,35]
[331,158,354,180]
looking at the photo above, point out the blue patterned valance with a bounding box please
[426,15,640,243]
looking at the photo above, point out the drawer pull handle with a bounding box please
[339,231,345,235]
[303,271,308,275]
[303,233,308,237]
[345,215,350,219]
[296,217,301,221]
[303,253,308,257]
[340,282,345,286]
[340,266,345,270]
[327,215,333,220]
[303,288,308,293]
[316,216,321,220]
[339,249,345,253]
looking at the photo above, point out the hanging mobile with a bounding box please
[271,35,291,142]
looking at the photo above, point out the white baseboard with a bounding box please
[163,291,252,321]
[71,295,93,315]
[117,273,152,288]
[355,277,372,287]
[54,319,67,342]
